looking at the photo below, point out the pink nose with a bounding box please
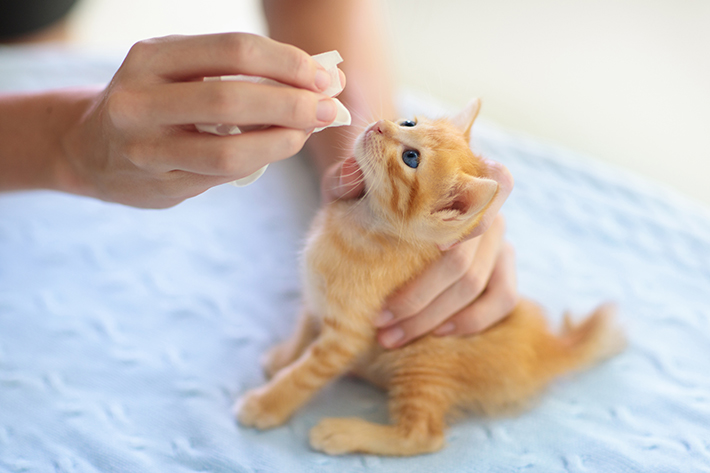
[372,120,387,134]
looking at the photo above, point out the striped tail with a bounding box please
[558,303,627,372]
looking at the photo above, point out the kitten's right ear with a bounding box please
[433,174,498,223]
[450,98,482,142]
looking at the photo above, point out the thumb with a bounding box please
[321,156,365,202]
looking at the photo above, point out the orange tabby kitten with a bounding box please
[235,100,625,456]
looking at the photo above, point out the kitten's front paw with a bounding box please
[233,387,289,430]
[310,418,363,455]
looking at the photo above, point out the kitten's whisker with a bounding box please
[349,111,375,129]
[346,83,385,126]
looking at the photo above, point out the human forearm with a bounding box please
[0,89,96,194]
[263,0,396,178]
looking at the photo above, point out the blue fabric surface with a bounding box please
[1,48,709,472]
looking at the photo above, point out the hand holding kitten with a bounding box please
[239,102,623,455]
[323,135,516,348]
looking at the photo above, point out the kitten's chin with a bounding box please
[340,156,366,200]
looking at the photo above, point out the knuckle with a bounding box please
[500,164,514,190]
[491,213,506,234]
[279,129,307,157]
[442,245,473,278]
[499,279,520,312]
[389,292,426,317]
[123,140,151,169]
[502,241,516,260]
[211,145,242,176]
[487,159,514,191]
[105,90,135,127]
[206,84,238,118]
[291,50,314,86]
[461,271,485,298]
[225,33,258,64]
[459,305,496,334]
[288,92,316,125]
[126,39,155,64]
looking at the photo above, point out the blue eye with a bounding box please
[400,120,416,127]
[402,149,420,168]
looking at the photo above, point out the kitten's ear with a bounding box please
[450,98,482,142]
[434,175,498,222]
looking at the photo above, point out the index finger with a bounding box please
[130,33,327,92]
[376,214,505,329]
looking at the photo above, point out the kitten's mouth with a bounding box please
[347,122,388,200]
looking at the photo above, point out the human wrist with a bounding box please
[53,88,103,198]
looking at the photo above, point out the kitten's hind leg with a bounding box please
[310,417,445,456]
[310,383,451,456]
[262,310,319,378]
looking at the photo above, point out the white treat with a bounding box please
[195,50,351,187]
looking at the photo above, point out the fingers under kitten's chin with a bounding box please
[483,159,514,193]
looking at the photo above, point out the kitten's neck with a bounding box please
[306,201,440,316]
[326,200,439,255]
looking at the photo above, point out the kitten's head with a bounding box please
[353,99,499,247]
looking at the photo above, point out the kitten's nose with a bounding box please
[372,120,389,135]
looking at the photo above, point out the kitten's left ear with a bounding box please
[450,98,482,142]
[434,174,498,223]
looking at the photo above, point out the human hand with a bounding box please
[323,156,516,348]
[376,215,518,348]
[61,33,342,208]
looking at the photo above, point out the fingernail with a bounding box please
[315,68,331,92]
[316,99,337,123]
[374,310,394,327]
[380,327,404,348]
[434,322,455,336]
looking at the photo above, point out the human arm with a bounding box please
[376,214,518,348]
[0,33,339,208]
[265,0,517,347]
[263,0,396,197]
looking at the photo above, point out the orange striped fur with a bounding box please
[235,100,625,456]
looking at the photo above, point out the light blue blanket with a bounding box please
[1,47,709,472]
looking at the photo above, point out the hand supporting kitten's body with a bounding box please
[235,100,625,455]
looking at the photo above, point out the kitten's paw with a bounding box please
[233,388,288,430]
[310,418,364,455]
